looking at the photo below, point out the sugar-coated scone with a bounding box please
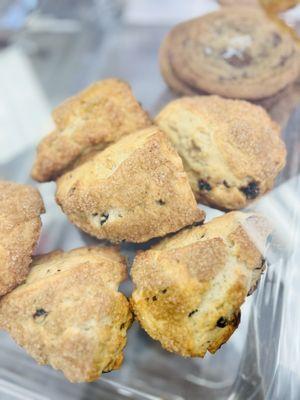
[155,96,286,210]
[131,211,271,357]
[56,126,205,243]
[0,180,45,296]
[160,7,300,99]
[0,247,133,383]
[31,79,151,182]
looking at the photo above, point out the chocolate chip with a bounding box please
[277,54,290,67]
[33,309,48,319]
[225,53,252,68]
[223,180,230,188]
[272,32,282,47]
[156,199,166,206]
[100,212,109,225]
[198,179,211,191]
[216,316,227,328]
[188,309,198,318]
[152,296,157,301]
[161,289,167,294]
[120,323,125,330]
[240,181,259,199]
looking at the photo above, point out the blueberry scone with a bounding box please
[0,247,133,382]
[155,96,286,210]
[56,126,205,243]
[31,79,151,182]
[160,7,300,99]
[0,180,45,296]
[131,211,270,357]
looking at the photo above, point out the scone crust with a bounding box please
[31,79,152,182]
[0,247,133,383]
[160,7,300,99]
[0,180,45,296]
[56,126,205,243]
[131,211,271,357]
[155,95,286,210]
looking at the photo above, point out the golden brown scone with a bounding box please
[0,247,133,383]
[31,79,152,182]
[131,211,271,357]
[155,96,286,210]
[0,180,45,296]
[160,7,300,99]
[56,126,205,243]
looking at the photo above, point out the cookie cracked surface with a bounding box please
[31,79,151,182]
[131,211,271,357]
[0,247,133,382]
[56,126,205,243]
[160,7,300,99]
[155,96,286,210]
[0,180,45,296]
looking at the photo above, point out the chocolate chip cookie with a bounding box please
[131,211,270,357]
[160,7,300,99]
[155,96,286,210]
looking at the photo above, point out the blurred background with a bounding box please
[0,0,222,164]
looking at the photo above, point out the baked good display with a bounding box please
[131,211,271,357]
[31,79,151,182]
[0,247,133,382]
[155,96,286,210]
[159,7,300,100]
[0,180,45,296]
[56,126,205,243]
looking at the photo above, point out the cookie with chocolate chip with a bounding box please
[160,7,300,99]
[31,79,151,182]
[0,247,133,382]
[155,96,286,210]
[131,211,270,357]
[0,180,45,296]
[56,126,204,243]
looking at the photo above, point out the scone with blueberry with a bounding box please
[0,247,133,382]
[0,180,45,296]
[31,79,151,182]
[56,126,204,243]
[155,96,286,210]
[131,211,270,357]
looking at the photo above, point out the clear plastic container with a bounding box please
[0,1,300,399]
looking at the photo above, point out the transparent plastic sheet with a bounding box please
[0,4,300,400]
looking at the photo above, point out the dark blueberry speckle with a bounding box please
[100,212,109,225]
[33,309,48,319]
[216,316,227,328]
[240,181,259,199]
[198,179,211,191]
[188,309,198,318]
